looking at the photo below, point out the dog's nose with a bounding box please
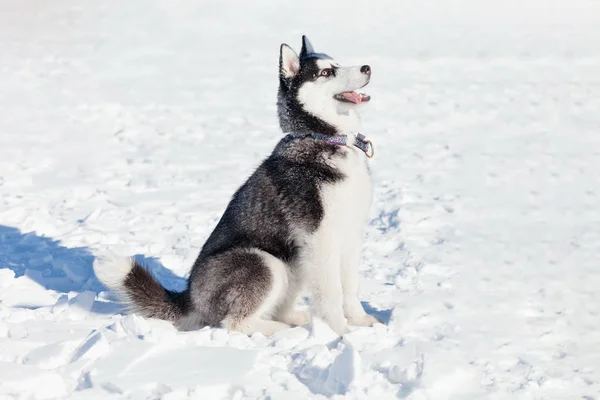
[360,65,371,75]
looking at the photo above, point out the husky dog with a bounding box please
[94,35,378,336]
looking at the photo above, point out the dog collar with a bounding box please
[288,132,374,158]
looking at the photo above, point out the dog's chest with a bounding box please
[322,147,372,229]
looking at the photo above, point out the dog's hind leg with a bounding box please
[222,318,290,336]
[197,249,291,336]
[273,272,311,326]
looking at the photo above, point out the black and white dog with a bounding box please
[94,36,378,336]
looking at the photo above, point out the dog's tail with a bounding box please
[93,254,190,322]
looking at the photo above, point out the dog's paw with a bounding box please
[348,313,381,327]
[279,310,311,326]
[329,320,350,337]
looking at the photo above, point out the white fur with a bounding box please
[336,139,379,327]
[250,249,289,319]
[294,53,375,332]
[297,59,369,133]
[284,51,376,335]
[93,253,134,297]
[294,141,375,336]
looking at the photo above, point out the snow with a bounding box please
[1,0,599,398]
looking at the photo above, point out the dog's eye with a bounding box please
[320,69,333,77]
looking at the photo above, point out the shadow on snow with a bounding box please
[0,224,186,313]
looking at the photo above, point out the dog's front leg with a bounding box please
[341,232,380,327]
[303,242,348,336]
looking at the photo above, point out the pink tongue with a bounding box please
[341,91,361,104]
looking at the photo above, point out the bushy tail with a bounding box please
[93,254,190,322]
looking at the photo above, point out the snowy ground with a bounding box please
[1,0,600,398]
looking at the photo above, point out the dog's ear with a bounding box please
[280,44,299,80]
[300,35,314,58]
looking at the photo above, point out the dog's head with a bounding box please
[277,36,371,135]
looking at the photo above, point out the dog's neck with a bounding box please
[278,100,362,136]
[330,105,362,133]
